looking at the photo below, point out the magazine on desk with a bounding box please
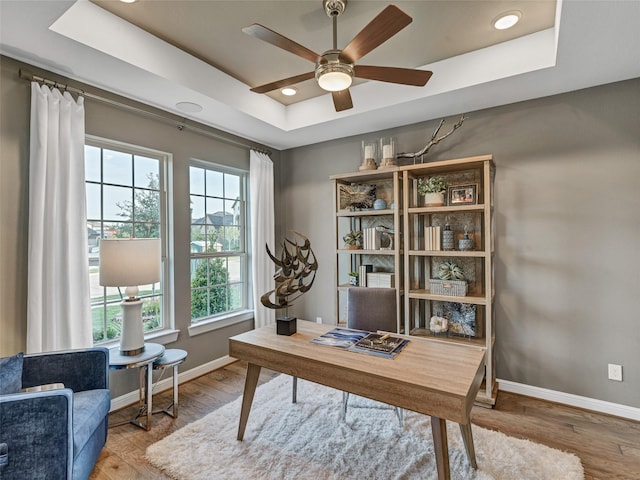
[310,327,369,348]
[311,328,409,359]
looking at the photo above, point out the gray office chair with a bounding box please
[343,287,403,427]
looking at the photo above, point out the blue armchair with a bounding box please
[0,348,111,480]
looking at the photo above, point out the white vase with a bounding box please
[424,192,445,206]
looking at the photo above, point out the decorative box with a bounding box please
[429,279,467,296]
[276,316,297,336]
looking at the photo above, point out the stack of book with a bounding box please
[424,226,441,251]
[362,227,382,250]
[358,264,373,286]
[349,333,409,359]
[366,272,395,288]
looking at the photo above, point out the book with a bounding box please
[362,227,382,250]
[310,327,369,348]
[348,334,409,359]
[359,264,373,287]
[424,226,442,251]
[352,333,404,353]
[366,272,395,288]
[311,328,409,359]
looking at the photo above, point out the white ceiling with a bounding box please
[1,1,639,151]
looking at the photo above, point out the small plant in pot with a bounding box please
[348,271,359,286]
[343,230,362,250]
[438,261,466,281]
[417,176,447,206]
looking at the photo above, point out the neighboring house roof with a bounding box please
[192,212,234,226]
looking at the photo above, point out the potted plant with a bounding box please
[348,271,359,286]
[343,230,362,250]
[417,176,447,206]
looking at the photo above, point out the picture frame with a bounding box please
[447,184,477,206]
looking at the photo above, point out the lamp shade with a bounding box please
[99,238,161,287]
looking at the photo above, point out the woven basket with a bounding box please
[429,279,467,296]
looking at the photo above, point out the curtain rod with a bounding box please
[18,69,273,156]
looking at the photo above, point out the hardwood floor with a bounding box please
[90,361,640,480]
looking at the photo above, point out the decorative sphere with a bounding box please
[373,199,387,210]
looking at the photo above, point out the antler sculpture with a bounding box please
[261,231,318,310]
[397,114,466,163]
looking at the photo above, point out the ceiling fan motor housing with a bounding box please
[323,0,347,17]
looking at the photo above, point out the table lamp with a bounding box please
[99,238,161,356]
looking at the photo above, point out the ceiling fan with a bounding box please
[243,0,433,112]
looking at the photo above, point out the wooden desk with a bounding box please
[229,322,485,480]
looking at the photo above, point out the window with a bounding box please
[189,161,247,323]
[85,138,169,344]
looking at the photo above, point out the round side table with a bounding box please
[152,349,188,418]
[108,342,165,430]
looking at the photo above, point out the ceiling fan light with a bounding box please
[493,11,521,30]
[318,71,352,91]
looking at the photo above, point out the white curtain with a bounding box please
[249,150,276,328]
[27,82,92,353]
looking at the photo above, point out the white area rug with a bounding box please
[146,374,584,480]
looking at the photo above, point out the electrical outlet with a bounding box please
[608,364,623,381]
[316,317,322,324]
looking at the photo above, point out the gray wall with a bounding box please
[2,51,638,408]
[280,78,640,408]
[0,55,279,396]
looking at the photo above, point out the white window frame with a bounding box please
[85,135,177,346]
[187,159,251,336]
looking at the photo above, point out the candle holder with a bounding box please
[378,136,397,169]
[359,140,378,171]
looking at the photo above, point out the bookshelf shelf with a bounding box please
[337,249,398,255]
[409,328,486,347]
[336,209,395,217]
[407,250,487,258]
[407,289,487,305]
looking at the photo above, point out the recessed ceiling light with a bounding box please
[493,11,521,30]
[120,0,137,3]
[176,102,203,113]
[281,87,297,96]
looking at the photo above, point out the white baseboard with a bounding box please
[498,379,640,421]
[109,355,237,412]
[110,364,639,421]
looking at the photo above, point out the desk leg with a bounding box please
[237,363,261,441]
[292,376,298,404]
[459,422,477,469]
[431,416,450,480]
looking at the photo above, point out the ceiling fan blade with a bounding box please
[354,65,433,86]
[340,5,412,64]
[332,89,353,112]
[250,71,316,94]
[243,24,322,64]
